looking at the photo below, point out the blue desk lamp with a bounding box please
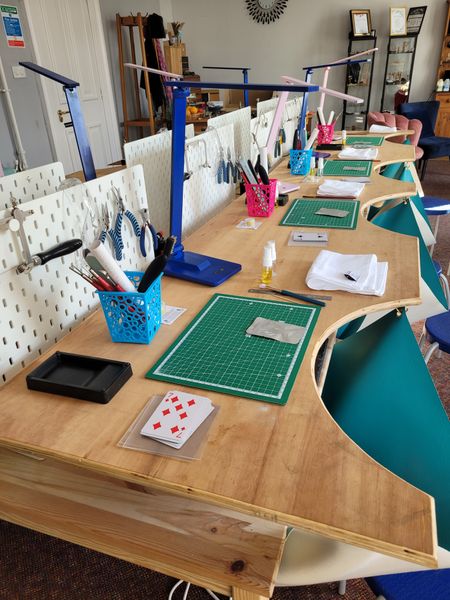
[19,61,96,181]
[163,80,318,286]
[202,66,251,107]
[125,64,317,286]
[291,48,378,146]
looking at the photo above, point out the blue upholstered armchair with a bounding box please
[397,101,450,179]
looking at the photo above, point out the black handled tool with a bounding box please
[17,239,82,274]
[257,163,270,185]
[137,254,166,293]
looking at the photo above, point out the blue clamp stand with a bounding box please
[202,66,251,107]
[164,80,318,287]
[20,61,96,181]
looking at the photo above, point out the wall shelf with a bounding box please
[342,32,377,131]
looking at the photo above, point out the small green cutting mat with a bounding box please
[346,136,384,146]
[146,294,320,405]
[279,198,359,229]
[322,160,373,177]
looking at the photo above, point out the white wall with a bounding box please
[0,0,53,170]
[171,0,447,121]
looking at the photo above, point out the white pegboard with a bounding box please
[207,106,251,162]
[183,124,235,238]
[124,129,173,236]
[0,162,65,210]
[251,110,275,165]
[125,124,236,240]
[250,97,303,168]
[0,165,149,385]
[256,97,278,116]
[185,124,195,139]
[282,97,303,155]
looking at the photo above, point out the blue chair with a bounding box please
[367,568,450,600]
[421,196,450,257]
[397,101,450,180]
[422,310,450,364]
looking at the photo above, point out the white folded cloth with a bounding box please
[306,250,388,296]
[317,179,365,198]
[338,147,378,160]
[369,124,397,133]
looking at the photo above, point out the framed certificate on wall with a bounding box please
[350,9,372,36]
[390,7,407,36]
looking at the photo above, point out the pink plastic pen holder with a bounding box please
[245,179,277,217]
[317,123,335,145]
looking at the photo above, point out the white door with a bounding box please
[24,0,121,174]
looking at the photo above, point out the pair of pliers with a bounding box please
[111,186,141,260]
[227,147,238,183]
[99,204,122,259]
[139,208,158,258]
[217,147,228,184]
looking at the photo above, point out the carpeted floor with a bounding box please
[1,159,449,600]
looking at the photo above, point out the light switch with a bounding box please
[12,65,26,79]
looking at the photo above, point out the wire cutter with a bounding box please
[99,204,122,259]
[139,208,158,258]
[111,186,141,260]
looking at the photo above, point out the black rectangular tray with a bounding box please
[26,352,132,404]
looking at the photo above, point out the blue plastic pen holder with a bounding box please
[290,149,313,176]
[98,271,162,344]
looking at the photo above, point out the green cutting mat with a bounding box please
[279,198,359,229]
[323,160,373,177]
[346,136,384,146]
[147,294,320,405]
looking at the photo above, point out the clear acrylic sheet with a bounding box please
[118,395,219,461]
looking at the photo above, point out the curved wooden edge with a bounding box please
[0,141,435,568]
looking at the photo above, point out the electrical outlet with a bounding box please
[11,65,26,79]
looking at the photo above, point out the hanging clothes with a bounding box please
[154,39,172,103]
[140,13,167,111]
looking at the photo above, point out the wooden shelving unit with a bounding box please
[342,33,377,131]
[435,0,450,136]
[116,13,155,143]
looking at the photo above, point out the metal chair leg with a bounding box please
[418,326,426,349]
[420,159,428,181]
[338,579,347,595]
[439,273,450,304]
[424,341,440,364]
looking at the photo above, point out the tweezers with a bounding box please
[248,288,332,301]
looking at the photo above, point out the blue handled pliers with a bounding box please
[139,208,158,258]
[111,186,141,260]
[217,147,228,184]
[99,204,122,259]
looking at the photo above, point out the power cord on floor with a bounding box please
[168,579,231,600]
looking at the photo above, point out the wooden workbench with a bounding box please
[0,140,431,600]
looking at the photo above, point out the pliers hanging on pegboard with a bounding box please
[111,186,141,261]
[217,146,229,184]
[274,126,287,158]
[99,204,122,259]
[227,147,238,184]
[139,208,159,258]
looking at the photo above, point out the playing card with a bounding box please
[140,390,213,447]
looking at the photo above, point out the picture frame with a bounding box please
[390,7,407,36]
[407,6,427,35]
[350,9,372,37]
